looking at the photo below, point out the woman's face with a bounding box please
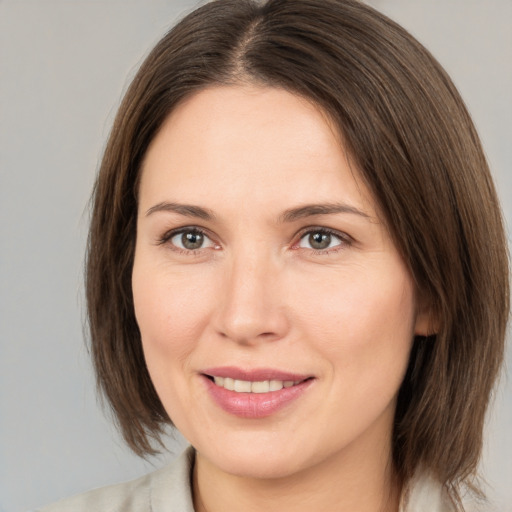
[133,85,428,479]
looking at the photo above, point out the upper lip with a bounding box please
[201,366,312,382]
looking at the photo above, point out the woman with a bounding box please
[39,0,509,511]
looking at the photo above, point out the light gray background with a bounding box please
[0,1,510,511]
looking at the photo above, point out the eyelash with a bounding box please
[157,227,217,255]
[293,227,353,254]
[157,226,353,256]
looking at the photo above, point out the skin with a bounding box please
[132,85,430,512]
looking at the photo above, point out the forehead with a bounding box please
[139,85,376,219]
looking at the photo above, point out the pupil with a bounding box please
[182,231,203,249]
[309,232,331,249]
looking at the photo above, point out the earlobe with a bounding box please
[414,308,438,337]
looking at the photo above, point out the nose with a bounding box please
[213,250,289,345]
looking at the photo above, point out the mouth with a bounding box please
[205,375,309,394]
[200,367,314,418]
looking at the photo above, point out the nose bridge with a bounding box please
[215,245,287,344]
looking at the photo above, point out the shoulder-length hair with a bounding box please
[86,0,509,507]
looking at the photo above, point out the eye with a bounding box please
[297,229,348,251]
[164,228,217,251]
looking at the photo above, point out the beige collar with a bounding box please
[400,471,455,512]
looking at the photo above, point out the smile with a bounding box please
[201,368,314,418]
[212,376,302,393]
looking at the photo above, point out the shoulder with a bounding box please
[400,472,455,512]
[34,446,196,512]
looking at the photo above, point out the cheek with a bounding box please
[298,261,415,331]
[294,264,416,384]
[294,266,416,444]
[131,258,219,432]
[131,259,213,373]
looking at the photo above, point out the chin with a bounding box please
[193,429,323,480]
[212,451,304,480]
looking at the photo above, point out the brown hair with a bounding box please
[86,0,510,507]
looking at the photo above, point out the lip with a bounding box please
[202,366,310,382]
[200,367,314,419]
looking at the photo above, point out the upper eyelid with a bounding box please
[295,226,353,241]
[162,225,209,238]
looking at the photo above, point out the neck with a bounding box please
[192,434,400,512]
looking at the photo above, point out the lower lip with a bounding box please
[202,376,313,419]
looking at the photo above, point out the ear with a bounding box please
[414,300,439,337]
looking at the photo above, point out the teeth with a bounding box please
[269,380,283,391]
[212,377,301,393]
[234,379,252,392]
[251,380,270,393]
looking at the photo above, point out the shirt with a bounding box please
[36,446,455,512]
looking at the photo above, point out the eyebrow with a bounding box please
[279,203,372,223]
[145,201,372,223]
[145,202,215,220]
